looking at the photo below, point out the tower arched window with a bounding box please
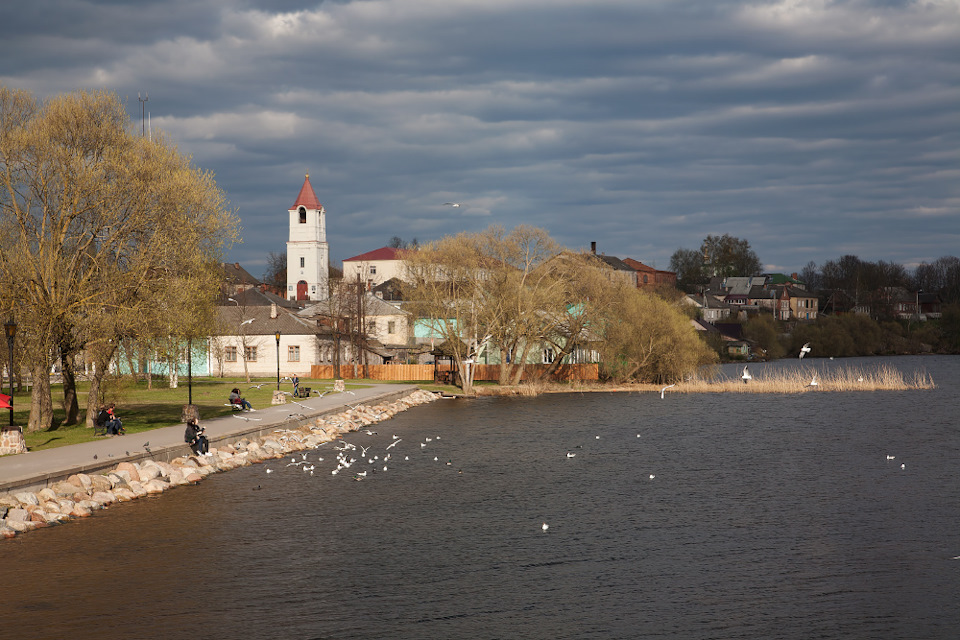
[299,207,306,223]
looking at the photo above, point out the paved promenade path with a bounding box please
[0,384,418,495]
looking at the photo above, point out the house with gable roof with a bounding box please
[342,246,409,290]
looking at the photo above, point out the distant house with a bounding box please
[299,291,417,364]
[622,258,677,289]
[683,293,732,323]
[220,262,260,297]
[587,243,638,287]
[342,247,410,290]
[919,292,942,319]
[211,298,318,379]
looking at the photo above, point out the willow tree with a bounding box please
[403,233,488,394]
[598,287,717,383]
[477,225,562,385]
[0,86,238,431]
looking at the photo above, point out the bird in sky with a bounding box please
[443,202,462,207]
[799,342,811,359]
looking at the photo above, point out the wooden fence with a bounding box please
[310,363,599,382]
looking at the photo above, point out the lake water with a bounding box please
[3,356,959,639]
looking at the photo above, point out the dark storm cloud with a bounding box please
[1,0,958,276]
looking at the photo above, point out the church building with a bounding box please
[286,174,329,301]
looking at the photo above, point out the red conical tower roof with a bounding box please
[291,173,323,210]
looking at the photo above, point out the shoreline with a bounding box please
[0,389,439,539]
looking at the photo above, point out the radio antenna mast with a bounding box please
[138,92,149,137]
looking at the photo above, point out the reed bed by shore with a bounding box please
[476,363,935,396]
[682,364,935,393]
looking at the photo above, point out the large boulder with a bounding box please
[51,481,86,498]
[116,462,140,482]
[89,475,112,492]
[137,464,162,482]
[14,492,39,506]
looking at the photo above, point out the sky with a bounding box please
[2,0,958,279]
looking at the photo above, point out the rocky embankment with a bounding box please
[0,389,439,539]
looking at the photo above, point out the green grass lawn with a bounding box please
[1,375,462,453]
[8,376,393,452]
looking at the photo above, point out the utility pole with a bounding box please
[138,92,149,137]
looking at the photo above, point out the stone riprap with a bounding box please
[0,390,439,539]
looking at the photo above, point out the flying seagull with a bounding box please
[240,318,255,326]
[741,366,752,383]
[660,384,675,399]
[232,414,263,422]
[808,376,818,387]
[443,202,462,207]
[799,342,811,359]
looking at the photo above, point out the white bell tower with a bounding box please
[286,174,329,301]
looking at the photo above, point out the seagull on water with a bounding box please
[566,452,576,458]
[660,384,675,399]
[799,342,811,359]
[541,522,549,532]
[886,455,896,460]
[649,474,656,479]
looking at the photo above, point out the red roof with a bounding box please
[291,174,323,210]
[343,246,407,262]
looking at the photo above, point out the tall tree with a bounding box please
[261,251,287,292]
[700,234,762,278]
[0,86,237,430]
[669,247,708,292]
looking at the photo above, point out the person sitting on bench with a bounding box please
[94,405,110,435]
[103,403,124,435]
[184,418,210,456]
[229,388,254,411]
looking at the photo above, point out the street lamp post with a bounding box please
[4,319,16,427]
[275,331,281,391]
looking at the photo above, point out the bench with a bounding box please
[93,421,108,436]
[294,386,311,398]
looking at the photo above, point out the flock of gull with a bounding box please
[259,430,457,485]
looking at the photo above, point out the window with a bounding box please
[543,347,555,364]
[370,265,377,275]
[245,346,258,361]
[288,345,300,362]
[300,257,305,268]
[225,346,237,362]
[367,320,376,333]
[387,321,395,334]
[299,206,306,223]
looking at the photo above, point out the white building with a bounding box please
[342,246,409,290]
[286,174,329,302]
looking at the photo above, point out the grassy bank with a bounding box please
[8,376,454,453]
